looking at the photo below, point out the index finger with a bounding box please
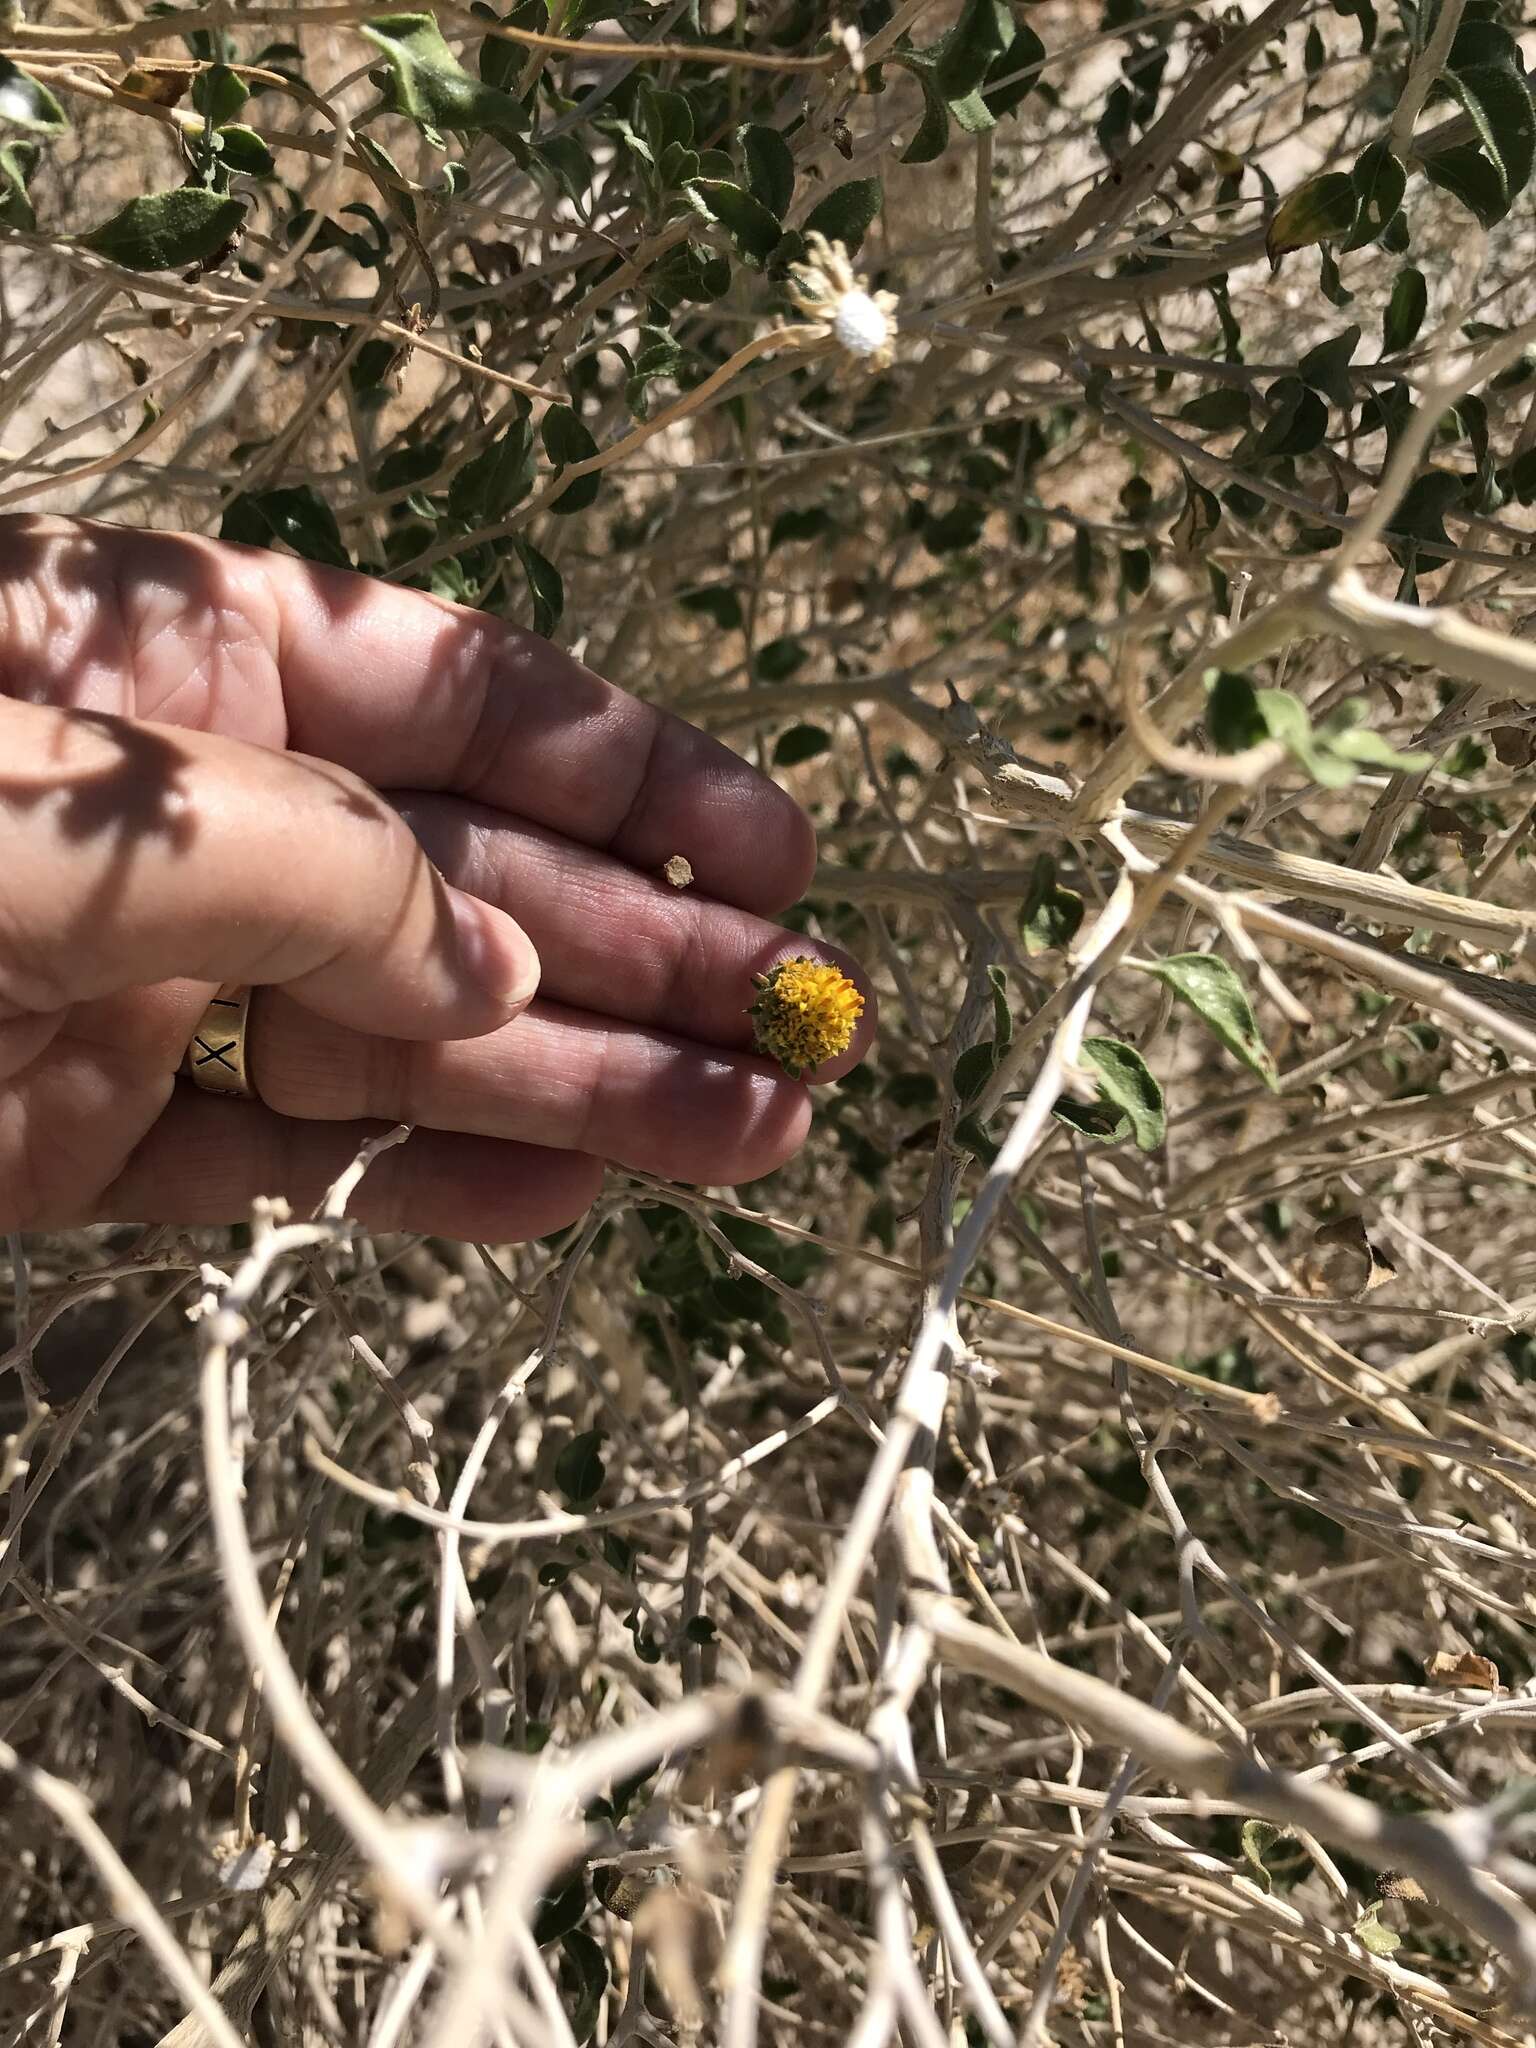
[13,519,817,918]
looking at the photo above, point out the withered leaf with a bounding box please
[120,64,189,108]
[1298,1214,1397,1300]
[1425,1648,1499,1691]
[1378,1868,1429,1903]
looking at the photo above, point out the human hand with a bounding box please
[0,517,871,1238]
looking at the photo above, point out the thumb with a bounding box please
[0,699,539,1037]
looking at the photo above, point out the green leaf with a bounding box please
[935,0,1014,99]
[560,1928,608,2044]
[1385,468,1465,562]
[1057,1038,1165,1151]
[1423,141,1508,224]
[610,112,654,170]
[1447,62,1535,205]
[77,188,245,271]
[555,1429,606,1504]
[1265,171,1356,265]
[0,59,68,135]
[216,124,276,178]
[774,722,831,766]
[1447,19,1521,70]
[351,336,400,396]
[987,962,1013,1053]
[1206,670,1428,786]
[1355,1902,1401,1956]
[1019,854,1084,956]
[948,87,997,135]
[1241,1819,1283,1892]
[1253,688,1357,788]
[637,79,693,157]
[678,585,741,629]
[542,404,600,515]
[514,536,563,637]
[533,130,593,206]
[1358,376,1411,449]
[1252,376,1328,460]
[1321,706,1430,772]
[1170,469,1222,552]
[1298,325,1360,410]
[624,1606,662,1663]
[192,62,249,129]
[1318,240,1353,308]
[1097,81,1132,162]
[895,60,952,163]
[563,0,624,33]
[739,122,794,217]
[0,139,40,232]
[953,1041,997,1105]
[755,635,807,681]
[221,486,351,568]
[1143,953,1277,1088]
[361,13,527,145]
[689,177,782,265]
[658,140,701,190]
[1383,266,1427,355]
[1342,139,1405,250]
[954,1112,999,1164]
[768,506,831,548]
[625,330,685,418]
[803,178,882,255]
[352,132,417,226]
[1205,670,1268,752]
[448,419,534,522]
[983,16,1045,118]
[533,1873,587,1945]
[1179,386,1251,432]
[647,241,730,308]
[474,1,536,89]
[250,40,308,90]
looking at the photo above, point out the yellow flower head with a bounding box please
[749,956,864,1079]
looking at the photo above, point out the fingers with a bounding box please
[396,795,875,1064]
[0,697,538,1040]
[250,995,814,1186]
[95,1093,606,1238]
[0,518,817,917]
[261,548,818,914]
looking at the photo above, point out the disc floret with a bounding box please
[749,956,865,1078]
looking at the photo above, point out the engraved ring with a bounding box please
[181,985,257,1100]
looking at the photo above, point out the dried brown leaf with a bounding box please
[1425,1648,1500,1691]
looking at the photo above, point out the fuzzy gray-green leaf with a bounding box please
[1144,954,1277,1088]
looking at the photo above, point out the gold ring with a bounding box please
[182,985,257,1100]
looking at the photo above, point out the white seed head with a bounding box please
[785,237,898,371]
[833,289,892,359]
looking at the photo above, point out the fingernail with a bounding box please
[449,890,540,1010]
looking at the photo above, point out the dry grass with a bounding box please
[6,0,1536,2043]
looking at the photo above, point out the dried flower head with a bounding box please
[785,233,898,371]
[749,956,865,1078]
[1053,1943,1089,2013]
